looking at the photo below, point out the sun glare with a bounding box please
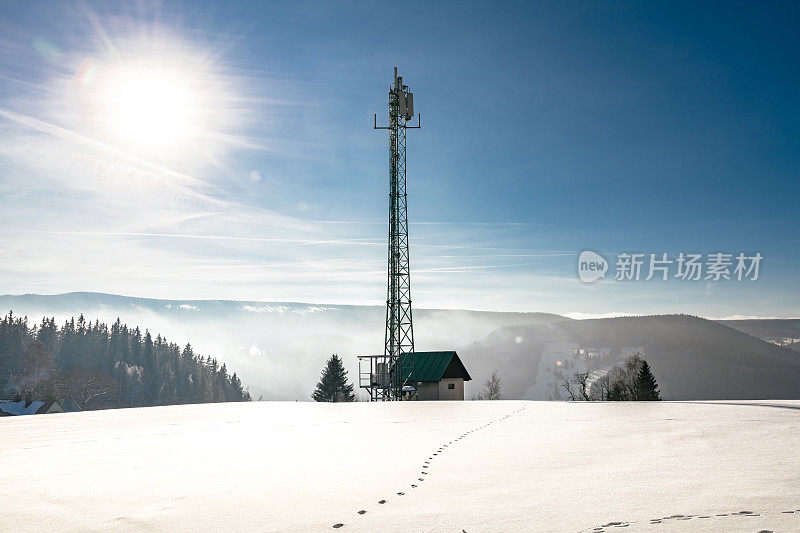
[100,64,200,150]
[67,33,244,163]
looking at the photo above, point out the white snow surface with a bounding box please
[1,400,799,532]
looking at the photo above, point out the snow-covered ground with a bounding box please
[1,400,799,532]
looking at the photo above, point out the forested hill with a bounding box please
[718,319,800,341]
[0,312,250,411]
[459,314,800,400]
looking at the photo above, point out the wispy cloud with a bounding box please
[0,108,205,188]
[0,229,384,248]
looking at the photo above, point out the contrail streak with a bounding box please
[0,229,385,247]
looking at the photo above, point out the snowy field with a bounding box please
[1,401,799,532]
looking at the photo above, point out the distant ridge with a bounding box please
[460,314,800,400]
[0,291,568,319]
[2,293,796,401]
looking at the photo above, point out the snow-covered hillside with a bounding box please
[2,401,799,532]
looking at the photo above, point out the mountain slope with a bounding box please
[718,319,800,340]
[459,315,800,400]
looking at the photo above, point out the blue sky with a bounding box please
[0,1,798,317]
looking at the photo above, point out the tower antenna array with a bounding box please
[360,67,421,401]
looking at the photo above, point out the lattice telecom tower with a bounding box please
[358,67,421,401]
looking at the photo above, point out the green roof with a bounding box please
[398,351,471,383]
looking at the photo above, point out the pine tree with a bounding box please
[20,340,54,393]
[636,360,661,401]
[36,317,58,355]
[607,381,626,401]
[312,354,355,402]
[143,330,159,405]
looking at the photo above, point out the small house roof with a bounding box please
[0,400,44,416]
[36,399,61,414]
[399,351,471,383]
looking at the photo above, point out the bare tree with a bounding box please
[559,374,576,401]
[474,370,502,400]
[561,371,590,401]
[589,372,611,401]
[55,368,116,411]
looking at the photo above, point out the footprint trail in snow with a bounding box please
[331,405,526,529]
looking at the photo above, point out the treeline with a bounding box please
[561,353,661,401]
[0,311,250,410]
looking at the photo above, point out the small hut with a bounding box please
[400,351,472,401]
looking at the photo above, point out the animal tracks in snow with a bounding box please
[331,405,525,529]
[582,508,799,532]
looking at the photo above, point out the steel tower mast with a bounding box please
[370,67,421,400]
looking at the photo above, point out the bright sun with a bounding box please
[99,63,202,151]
